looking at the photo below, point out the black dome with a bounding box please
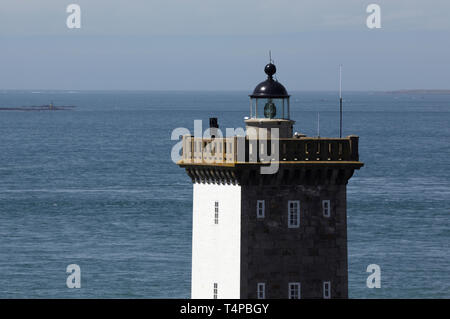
[251,78,289,98]
[250,63,289,98]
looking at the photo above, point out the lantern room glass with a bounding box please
[250,97,290,120]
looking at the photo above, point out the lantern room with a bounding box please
[249,63,291,120]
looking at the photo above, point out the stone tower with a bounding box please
[177,62,363,299]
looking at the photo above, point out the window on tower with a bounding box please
[288,282,301,299]
[257,200,265,218]
[323,281,331,299]
[214,201,219,224]
[213,283,218,299]
[257,283,266,299]
[288,200,300,228]
[322,200,331,218]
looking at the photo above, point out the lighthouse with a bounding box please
[177,62,363,299]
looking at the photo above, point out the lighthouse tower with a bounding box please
[178,62,363,299]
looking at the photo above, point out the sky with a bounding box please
[1,0,450,90]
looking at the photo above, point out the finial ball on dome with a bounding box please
[264,63,276,78]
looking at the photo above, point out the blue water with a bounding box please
[0,91,449,298]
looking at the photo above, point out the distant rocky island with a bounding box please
[385,89,450,94]
[0,103,76,111]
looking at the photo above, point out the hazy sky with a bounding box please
[1,0,449,90]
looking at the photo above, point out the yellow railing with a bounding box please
[180,135,360,164]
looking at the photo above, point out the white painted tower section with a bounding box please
[191,183,241,299]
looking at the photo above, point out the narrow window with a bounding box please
[257,283,266,299]
[214,201,219,224]
[322,200,331,218]
[213,283,218,299]
[288,200,300,228]
[288,282,301,299]
[323,281,331,299]
[257,200,265,218]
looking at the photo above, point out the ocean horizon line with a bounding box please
[1,89,450,94]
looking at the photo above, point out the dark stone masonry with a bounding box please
[240,183,348,298]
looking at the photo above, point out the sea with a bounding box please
[0,90,448,298]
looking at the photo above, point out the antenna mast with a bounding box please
[339,64,343,138]
[317,112,320,137]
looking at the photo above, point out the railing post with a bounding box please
[349,135,359,161]
[233,136,238,163]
